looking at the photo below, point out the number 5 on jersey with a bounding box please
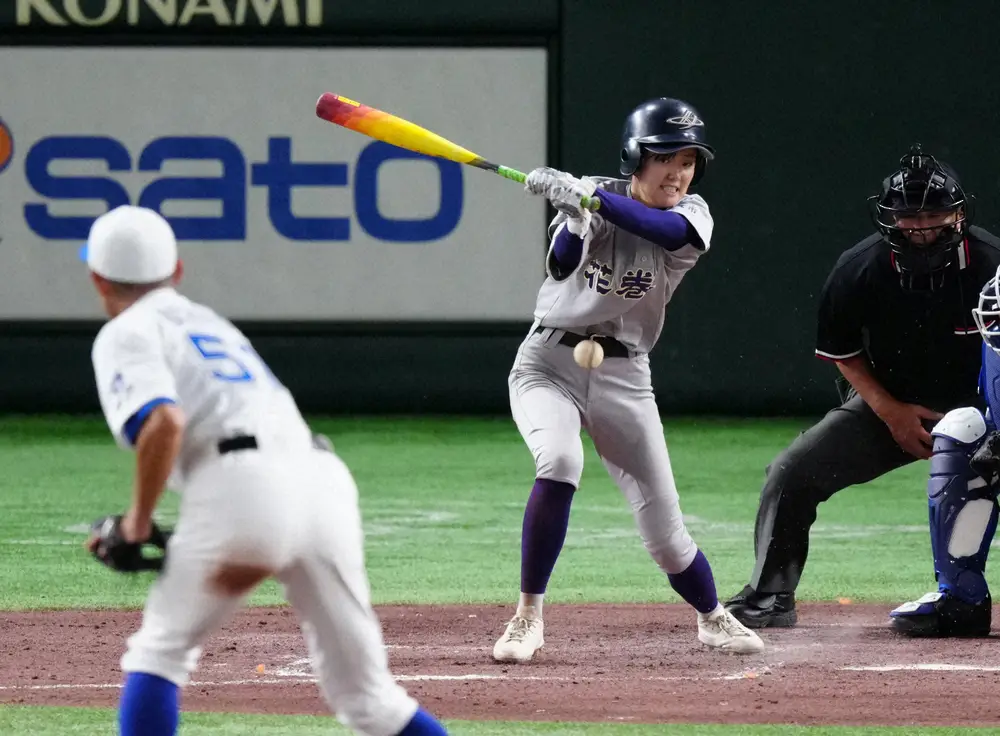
[188,334,278,385]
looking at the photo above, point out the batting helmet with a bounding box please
[618,98,715,184]
[869,143,971,291]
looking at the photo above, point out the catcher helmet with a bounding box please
[618,98,715,184]
[869,144,971,291]
[973,264,1000,356]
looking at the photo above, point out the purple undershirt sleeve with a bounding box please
[551,226,585,272]
[594,189,702,251]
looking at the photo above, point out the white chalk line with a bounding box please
[842,664,1000,672]
[8,662,995,694]
[274,655,774,681]
[0,667,774,693]
[0,675,548,692]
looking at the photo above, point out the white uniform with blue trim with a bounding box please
[92,286,419,736]
[92,287,313,485]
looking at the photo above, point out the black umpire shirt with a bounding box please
[816,226,1000,412]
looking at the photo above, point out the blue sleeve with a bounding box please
[594,189,700,251]
[982,343,999,428]
[980,341,987,398]
[122,397,176,447]
[551,226,584,273]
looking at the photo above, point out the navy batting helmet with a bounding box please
[869,143,971,291]
[618,98,715,184]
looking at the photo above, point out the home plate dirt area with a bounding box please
[3,603,1000,726]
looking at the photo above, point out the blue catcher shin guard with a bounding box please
[892,408,995,637]
[928,433,998,605]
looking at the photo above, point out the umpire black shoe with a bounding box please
[889,590,992,637]
[724,585,797,629]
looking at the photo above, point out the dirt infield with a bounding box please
[3,602,1000,726]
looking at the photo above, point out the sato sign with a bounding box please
[23,135,463,243]
[0,47,548,320]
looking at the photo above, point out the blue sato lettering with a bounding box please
[355,142,464,242]
[24,137,463,243]
[24,136,131,239]
[139,137,246,241]
[250,137,349,241]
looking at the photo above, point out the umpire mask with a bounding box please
[869,144,970,292]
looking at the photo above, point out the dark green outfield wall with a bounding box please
[3,1,998,415]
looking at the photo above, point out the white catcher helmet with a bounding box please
[972,264,1000,356]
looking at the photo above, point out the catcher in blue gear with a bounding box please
[889,265,1000,637]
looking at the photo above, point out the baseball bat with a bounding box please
[314,92,600,211]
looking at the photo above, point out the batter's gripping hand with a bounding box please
[525,167,598,217]
[89,515,171,573]
[550,178,598,219]
[524,167,568,196]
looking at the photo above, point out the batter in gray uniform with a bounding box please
[492,98,765,663]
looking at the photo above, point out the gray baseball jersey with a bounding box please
[531,176,713,354]
[507,175,716,586]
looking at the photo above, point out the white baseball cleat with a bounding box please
[492,614,544,663]
[697,606,765,654]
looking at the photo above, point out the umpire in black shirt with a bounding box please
[726,145,1000,628]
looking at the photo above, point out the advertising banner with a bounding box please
[2,0,557,33]
[7,0,324,28]
[0,47,548,319]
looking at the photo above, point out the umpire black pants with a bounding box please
[749,391,928,594]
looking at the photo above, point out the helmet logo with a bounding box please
[666,110,704,129]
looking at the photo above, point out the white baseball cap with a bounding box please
[78,205,178,284]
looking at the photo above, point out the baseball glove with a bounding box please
[89,515,172,573]
[971,431,1000,486]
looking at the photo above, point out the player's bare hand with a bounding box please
[880,401,944,459]
[120,509,152,544]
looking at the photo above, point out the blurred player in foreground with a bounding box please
[81,204,448,736]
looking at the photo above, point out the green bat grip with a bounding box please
[496,165,601,211]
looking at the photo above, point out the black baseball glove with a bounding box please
[89,515,172,573]
[971,431,1000,487]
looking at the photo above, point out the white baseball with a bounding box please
[573,338,604,369]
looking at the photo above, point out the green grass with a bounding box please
[1,415,994,734]
[1,706,995,735]
[0,414,954,611]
